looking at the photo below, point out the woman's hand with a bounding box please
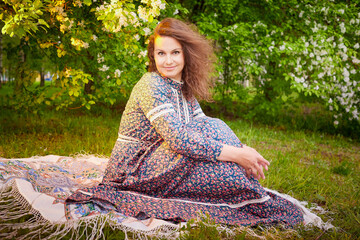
[218,144,270,180]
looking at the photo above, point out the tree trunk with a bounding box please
[84,80,94,94]
[40,68,45,87]
[15,49,26,93]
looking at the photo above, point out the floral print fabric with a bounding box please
[66,72,303,226]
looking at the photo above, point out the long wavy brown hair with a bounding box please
[147,18,216,101]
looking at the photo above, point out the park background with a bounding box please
[0,0,359,239]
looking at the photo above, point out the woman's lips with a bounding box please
[164,67,176,70]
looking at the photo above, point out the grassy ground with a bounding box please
[0,107,359,239]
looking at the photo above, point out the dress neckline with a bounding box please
[155,72,183,91]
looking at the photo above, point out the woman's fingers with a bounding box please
[246,168,251,179]
[253,164,264,180]
[260,157,270,166]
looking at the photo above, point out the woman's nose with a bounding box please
[165,55,173,64]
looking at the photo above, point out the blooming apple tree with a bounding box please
[193,0,359,125]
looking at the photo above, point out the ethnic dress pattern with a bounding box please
[66,72,304,226]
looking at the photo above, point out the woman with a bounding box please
[67,18,303,227]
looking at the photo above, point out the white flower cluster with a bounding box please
[74,0,82,7]
[97,53,104,63]
[217,2,359,124]
[138,50,147,59]
[114,69,122,78]
[99,65,109,72]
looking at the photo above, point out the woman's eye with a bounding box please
[157,52,164,56]
[173,51,180,55]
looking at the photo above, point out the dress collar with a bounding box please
[157,73,183,91]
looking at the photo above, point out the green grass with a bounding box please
[0,107,359,239]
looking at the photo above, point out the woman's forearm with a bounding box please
[218,144,270,180]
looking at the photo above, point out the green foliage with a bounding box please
[0,0,48,37]
[180,0,360,127]
[0,0,169,111]
[1,0,359,133]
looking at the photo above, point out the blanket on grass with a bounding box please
[0,155,333,239]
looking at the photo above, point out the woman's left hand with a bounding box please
[218,144,270,180]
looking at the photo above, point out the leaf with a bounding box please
[38,19,49,28]
[83,0,92,6]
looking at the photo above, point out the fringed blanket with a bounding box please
[0,155,333,239]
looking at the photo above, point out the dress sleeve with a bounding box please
[136,75,223,162]
[190,97,206,120]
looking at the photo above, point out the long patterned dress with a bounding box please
[66,72,303,226]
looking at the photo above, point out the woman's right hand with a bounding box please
[218,144,270,180]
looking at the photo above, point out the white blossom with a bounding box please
[299,11,304,18]
[352,57,360,64]
[97,53,104,63]
[138,50,147,58]
[99,65,109,72]
[334,120,339,125]
[143,27,151,36]
[338,9,344,14]
[353,109,359,120]
[173,9,179,15]
[75,0,82,7]
[312,24,319,33]
[279,45,285,51]
[338,43,347,52]
[339,22,346,33]
[114,69,122,78]
[92,35,98,41]
[354,43,359,49]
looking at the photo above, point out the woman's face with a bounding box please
[154,36,184,82]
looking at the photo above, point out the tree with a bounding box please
[0,0,169,111]
[179,0,360,125]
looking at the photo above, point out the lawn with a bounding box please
[0,107,359,239]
